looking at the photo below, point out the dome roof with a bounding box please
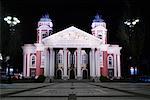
[40,14,52,22]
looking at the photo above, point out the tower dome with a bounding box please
[91,13,106,28]
[38,14,53,28]
[91,13,107,44]
[37,14,53,43]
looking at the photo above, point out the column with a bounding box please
[117,54,121,78]
[96,48,101,77]
[75,51,77,69]
[95,50,98,76]
[23,53,27,77]
[49,48,53,77]
[52,49,55,76]
[114,54,117,77]
[89,50,92,77]
[63,48,68,79]
[39,30,42,43]
[91,48,95,77]
[77,48,81,79]
[44,48,49,76]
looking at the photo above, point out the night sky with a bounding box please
[1,0,150,75]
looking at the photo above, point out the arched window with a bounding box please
[107,55,113,68]
[31,55,36,67]
[98,34,102,39]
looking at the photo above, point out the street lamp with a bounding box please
[124,18,139,80]
[124,18,139,28]
[0,53,2,70]
[4,16,20,83]
[4,16,20,27]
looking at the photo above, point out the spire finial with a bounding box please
[93,13,104,22]
[40,13,51,21]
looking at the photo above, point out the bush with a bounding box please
[100,75,109,82]
[35,75,46,83]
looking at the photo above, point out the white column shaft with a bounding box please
[44,50,47,76]
[23,53,26,76]
[63,48,67,76]
[117,54,121,77]
[90,51,92,76]
[52,49,55,76]
[114,54,117,77]
[96,49,100,76]
[27,53,30,77]
[39,30,42,43]
[77,48,81,77]
[75,51,77,68]
[92,48,95,77]
[95,50,98,76]
[44,49,49,76]
[50,48,53,76]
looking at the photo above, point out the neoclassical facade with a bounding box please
[22,14,122,80]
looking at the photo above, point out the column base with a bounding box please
[116,76,121,79]
[95,76,100,82]
[77,76,82,80]
[90,76,100,82]
[62,76,68,80]
[44,76,54,83]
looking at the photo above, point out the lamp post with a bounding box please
[4,16,20,83]
[0,53,2,71]
[124,18,139,80]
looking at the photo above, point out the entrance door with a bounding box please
[30,68,36,77]
[83,70,88,79]
[108,69,114,78]
[70,69,75,79]
[57,70,62,79]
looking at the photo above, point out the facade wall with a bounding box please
[22,14,122,80]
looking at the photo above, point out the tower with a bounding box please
[37,14,53,43]
[91,14,107,44]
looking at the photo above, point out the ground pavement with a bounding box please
[0,82,150,100]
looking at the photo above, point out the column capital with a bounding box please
[49,48,53,50]
[77,48,81,50]
[63,48,67,50]
[96,48,100,50]
[91,48,95,51]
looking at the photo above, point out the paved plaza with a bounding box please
[0,82,150,100]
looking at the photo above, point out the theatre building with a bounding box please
[22,14,122,80]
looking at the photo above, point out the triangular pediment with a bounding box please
[42,26,103,48]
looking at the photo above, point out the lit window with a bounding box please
[42,33,47,38]
[98,34,102,39]
[108,55,113,68]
